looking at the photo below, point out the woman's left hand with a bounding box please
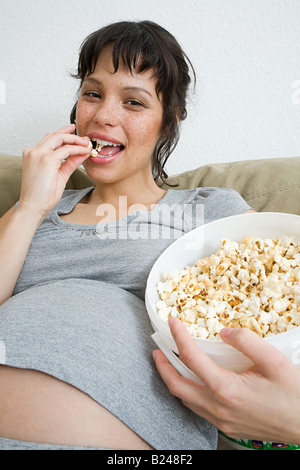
[153,317,300,445]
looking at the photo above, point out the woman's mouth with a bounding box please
[88,138,124,163]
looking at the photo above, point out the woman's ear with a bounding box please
[176,108,183,122]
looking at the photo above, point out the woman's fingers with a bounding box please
[24,126,91,173]
[38,132,90,157]
[53,134,90,153]
[161,317,229,391]
[153,349,205,398]
[23,142,90,173]
[59,152,91,183]
[220,327,288,378]
[52,143,90,162]
[168,318,288,385]
[19,125,91,216]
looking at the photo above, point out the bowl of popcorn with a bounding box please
[146,212,300,375]
[146,211,300,450]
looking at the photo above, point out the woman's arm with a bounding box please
[0,205,46,305]
[153,317,300,445]
[0,124,90,306]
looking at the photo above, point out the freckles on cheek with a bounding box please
[138,118,160,146]
[75,102,92,135]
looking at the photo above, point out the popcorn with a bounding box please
[156,236,300,340]
[88,139,103,157]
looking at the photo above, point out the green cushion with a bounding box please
[162,156,300,215]
[0,153,299,217]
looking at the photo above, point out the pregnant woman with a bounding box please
[0,21,251,450]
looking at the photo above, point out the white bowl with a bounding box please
[145,212,300,377]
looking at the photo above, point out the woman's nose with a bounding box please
[93,98,120,127]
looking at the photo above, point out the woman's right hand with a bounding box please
[153,317,300,445]
[18,124,91,218]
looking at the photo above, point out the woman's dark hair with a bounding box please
[70,20,195,185]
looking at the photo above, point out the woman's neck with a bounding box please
[87,177,166,210]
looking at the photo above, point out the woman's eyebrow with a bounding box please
[83,78,153,98]
[122,86,153,98]
[83,77,102,86]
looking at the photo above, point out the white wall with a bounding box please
[1,0,300,176]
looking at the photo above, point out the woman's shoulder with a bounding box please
[55,186,95,211]
[164,187,252,226]
[165,186,247,204]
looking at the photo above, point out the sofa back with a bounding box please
[0,153,299,217]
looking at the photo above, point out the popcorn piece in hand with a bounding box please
[88,139,104,157]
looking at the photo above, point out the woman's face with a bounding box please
[76,45,164,186]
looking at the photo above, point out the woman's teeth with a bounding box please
[89,138,122,157]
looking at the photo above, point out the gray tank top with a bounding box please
[0,187,251,450]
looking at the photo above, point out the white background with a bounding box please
[1,0,300,176]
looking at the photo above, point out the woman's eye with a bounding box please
[83,92,101,99]
[126,99,143,107]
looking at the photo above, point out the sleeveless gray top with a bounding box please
[0,187,251,450]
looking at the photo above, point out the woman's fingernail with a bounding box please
[220,328,234,339]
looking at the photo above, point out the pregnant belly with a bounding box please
[0,365,152,449]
